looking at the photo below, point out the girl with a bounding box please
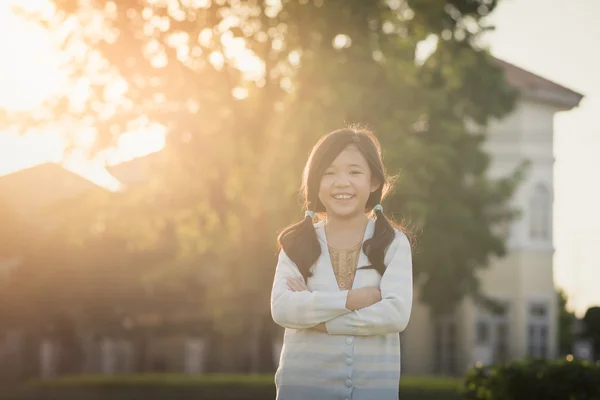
[271,128,413,400]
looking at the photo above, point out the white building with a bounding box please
[401,58,583,375]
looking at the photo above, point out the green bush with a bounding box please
[0,374,462,400]
[462,358,600,400]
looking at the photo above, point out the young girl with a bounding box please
[271,128,413,400]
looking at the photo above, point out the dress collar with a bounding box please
[314,218,375,245]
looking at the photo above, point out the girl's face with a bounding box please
[318,144,380,220]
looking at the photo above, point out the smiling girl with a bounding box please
[271,128,413,400]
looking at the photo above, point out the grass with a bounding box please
[32,373,276,388]
[401,376,462,392]
[0,374,463,400]
[32,373,461,388]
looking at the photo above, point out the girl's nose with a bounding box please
[334,173,350,186]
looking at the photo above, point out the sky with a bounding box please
[0,0,598,315]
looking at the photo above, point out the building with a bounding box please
[0,162,106,282]
[0,164,109,380]
[0,161,210,378]
[401,59,583,375]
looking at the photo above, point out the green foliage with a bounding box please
[557,287,576,355]
[583,306,600,360]
[462,359,600,400]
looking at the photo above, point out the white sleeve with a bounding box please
[325,231,413,336]
[270,249,351,329]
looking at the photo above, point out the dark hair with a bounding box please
[277,127,403,281]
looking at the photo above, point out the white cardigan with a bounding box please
[271,218,413,400]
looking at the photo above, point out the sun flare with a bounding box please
[0,1,265,189]
[0,1,167,189]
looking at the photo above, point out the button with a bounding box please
[345,379,353,387]
[345,337,353,345]
[345,357,353,366]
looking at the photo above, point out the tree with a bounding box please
[5,0,523,370]
[557,288,576,356]
[583,306,600,361]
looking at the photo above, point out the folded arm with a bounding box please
[270,249,351,329]
[324,231,413,336]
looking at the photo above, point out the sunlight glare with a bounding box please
[103,123,167,166]
[333,34,352,50]
[232,87,249,100]
[0,1,65,111]
[0,130,66,175]
[220,34,264,80]
[0,2,166,188]
[1,0,260,189]
[415,34,438,66]
[209,51,225,70]
[288,51,301,66]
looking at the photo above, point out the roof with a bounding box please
[493,57,584,110]
[0,163,105,215]
[106,151,163,187]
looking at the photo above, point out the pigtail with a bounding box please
[362,207,397,276]
[277,211,321,281]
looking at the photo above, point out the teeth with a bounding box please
[333,194,353,200]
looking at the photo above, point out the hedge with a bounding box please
[462,358,600,400]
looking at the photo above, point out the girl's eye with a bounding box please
[324,171,335,176]
[350,171,362,175]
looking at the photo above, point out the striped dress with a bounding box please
[271,219,413,400]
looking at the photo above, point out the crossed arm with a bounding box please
[270,231,413,336]
[285,277,381,333]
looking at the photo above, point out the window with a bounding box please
[495,322,509,362]
[476,321,489,345]
[475,302,510,365]
[530,304,548,318]
[527,302,550,359]
[530,183,551,240]
[434,317,458,375]
[540,326,548,358]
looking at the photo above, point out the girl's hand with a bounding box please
[285,278,327,333]
[287,277,310,292]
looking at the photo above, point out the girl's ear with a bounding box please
[370,177,381,193]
